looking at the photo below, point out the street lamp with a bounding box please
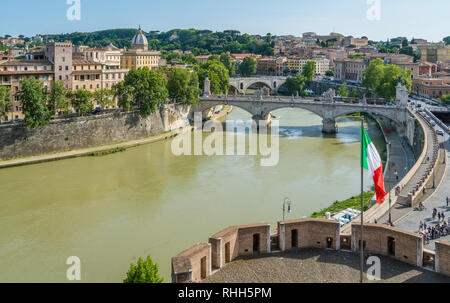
[283,197,292,221]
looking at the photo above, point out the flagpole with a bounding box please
[360,116,364,284]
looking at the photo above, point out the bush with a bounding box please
[124,256,163,283]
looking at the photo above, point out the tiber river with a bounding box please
[0,107,385,282]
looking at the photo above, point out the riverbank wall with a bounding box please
[0,104,191,161]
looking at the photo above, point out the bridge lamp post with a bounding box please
[283,198,292,221]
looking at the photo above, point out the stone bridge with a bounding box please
[196,94,409,133]
[229,76,287,95]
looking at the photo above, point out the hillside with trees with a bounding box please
[41,28,275,56]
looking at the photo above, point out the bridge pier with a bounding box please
[322,118,338,134]
[252,114,272,130]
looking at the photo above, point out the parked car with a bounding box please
[436,130,444,136]
[431,121,436,126]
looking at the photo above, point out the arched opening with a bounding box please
[270,107,324,139]
[276,83,290,96]
[228,85,240,95]
[244,82,272,95]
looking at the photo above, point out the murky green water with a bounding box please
[0,108,385,282]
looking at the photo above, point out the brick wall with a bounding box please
[278,218,340,251]
[351,223,423,266]
[436,241,450,276]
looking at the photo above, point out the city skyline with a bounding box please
[1,0,449,42]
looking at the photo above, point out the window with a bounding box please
[59,66,62,71]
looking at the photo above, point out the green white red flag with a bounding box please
[361,125,386,205]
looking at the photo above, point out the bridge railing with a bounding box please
[423,107,450,134]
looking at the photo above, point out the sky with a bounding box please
[1,0,449,42]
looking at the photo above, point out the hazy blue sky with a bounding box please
[1,0,449,42]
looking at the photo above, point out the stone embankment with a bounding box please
[0,104,191,162]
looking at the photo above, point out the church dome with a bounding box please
[131,26,148,50]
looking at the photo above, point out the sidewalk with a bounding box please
[393,133,449,250]
[0,126,192,169]
[378,115,442,225]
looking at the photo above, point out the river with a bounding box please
[0,107,385,282]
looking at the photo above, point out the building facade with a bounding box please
[334,58,366,82]
[287,57,330,76]
[0,60,54,122]
[120,27,160,70]
[412,77,450,98]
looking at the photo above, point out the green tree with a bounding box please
[219,52,236,76]
[239,56,257,77]
[337,84,349,97]
[197,60,230,94]
[17,78,52,128]
[123,256,163,283]
[69,89,93,116]
[441,94,450,105]
[375,64,412,101]
[123,67,169,116]
[302,60,316,82]
[0,86,12,119]
[444,36,450,45]
[352,87,361,98]
[325,70,334,77]
[167,68,200,106]
[93,88,114,108]
[48,81,69,116]
[362,58,384,92]
[113,82,134,112]
[285,74,306,96]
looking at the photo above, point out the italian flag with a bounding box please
[361,125,387,205]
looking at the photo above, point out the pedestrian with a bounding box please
[447,197,449,207]
[438,212,441,221]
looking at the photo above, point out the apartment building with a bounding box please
[0,60,54,122]
[334,58,366,82]
[288,57,330,75]
[412,77,450,98]
[71,60,102,92]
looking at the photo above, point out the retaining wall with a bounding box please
[0,104,191,160]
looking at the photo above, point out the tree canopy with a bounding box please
[121,67,169,116]
[362,58,412,101]
[123,256,163,283]
[285,74,307,96]
[196,60,230,94]
[17,78,52,128]
[0,86,12,119]
[337,84,349,97]
[302,61,316,82]
[219,52,236,76]
[167,68,200,106]
[238,56,257,77]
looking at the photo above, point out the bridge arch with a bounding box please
[196,101,255,119]
[263,104,325,120]
[243,81,273,94]
[332,108,397,123]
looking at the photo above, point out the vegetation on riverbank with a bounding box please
[311,191,374,218]
[89,147,126,157]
